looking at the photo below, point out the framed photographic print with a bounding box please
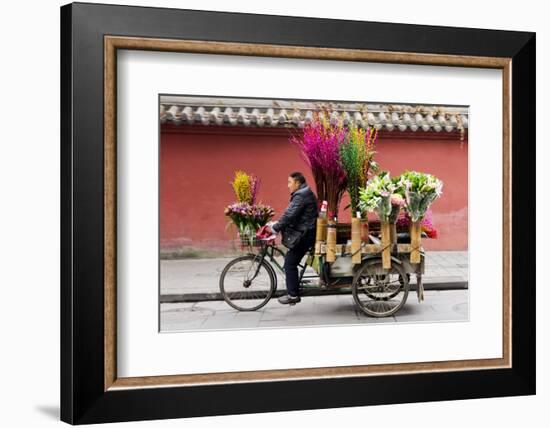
[60,2,536,424]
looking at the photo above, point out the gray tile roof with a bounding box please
[160,96,468,132]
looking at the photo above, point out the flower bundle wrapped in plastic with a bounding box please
[397,170,443,222]
[358,171,399,222]
[358,171,403,269]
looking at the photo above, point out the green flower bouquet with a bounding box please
[339,124,379,217]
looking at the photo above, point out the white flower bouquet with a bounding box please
[358,171,399,222]
[397,170,443,222]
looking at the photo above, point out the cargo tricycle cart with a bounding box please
[219,217,426,317]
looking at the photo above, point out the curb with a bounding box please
[160,280,468,303]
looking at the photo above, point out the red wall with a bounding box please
[160,124,468,252]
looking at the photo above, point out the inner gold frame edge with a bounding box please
[103,35,512,391]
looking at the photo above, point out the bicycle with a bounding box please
[218,235,318,311]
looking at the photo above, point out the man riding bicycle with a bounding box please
[265,172,318,305]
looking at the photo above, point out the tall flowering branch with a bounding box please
[339,124,379,215]
[232,170,253,204]
[231,171,262,205]
[364,127,379,180]
[290,110,348,218]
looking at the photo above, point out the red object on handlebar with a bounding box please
[256,225,272,239]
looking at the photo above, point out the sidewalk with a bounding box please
[160,250,468,303]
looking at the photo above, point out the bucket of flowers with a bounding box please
[397,170,443,263]
[358,171,401,268]
[224,170,274,249]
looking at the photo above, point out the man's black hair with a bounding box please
[289,171,306,185]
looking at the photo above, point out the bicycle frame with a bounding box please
[247,240,319,286]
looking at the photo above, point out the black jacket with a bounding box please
[272,183,319,234]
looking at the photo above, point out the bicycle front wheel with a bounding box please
[219,255,276,311]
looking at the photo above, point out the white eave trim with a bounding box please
[160,95,469,132]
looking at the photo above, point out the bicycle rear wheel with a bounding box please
[219,255,276,311]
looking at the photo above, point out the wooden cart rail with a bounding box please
[318,243,424,256]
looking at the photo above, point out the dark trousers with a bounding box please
[283,228,316,296]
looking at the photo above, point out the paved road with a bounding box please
[161,289,469,332]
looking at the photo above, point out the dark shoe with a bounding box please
[278,294,301,305]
